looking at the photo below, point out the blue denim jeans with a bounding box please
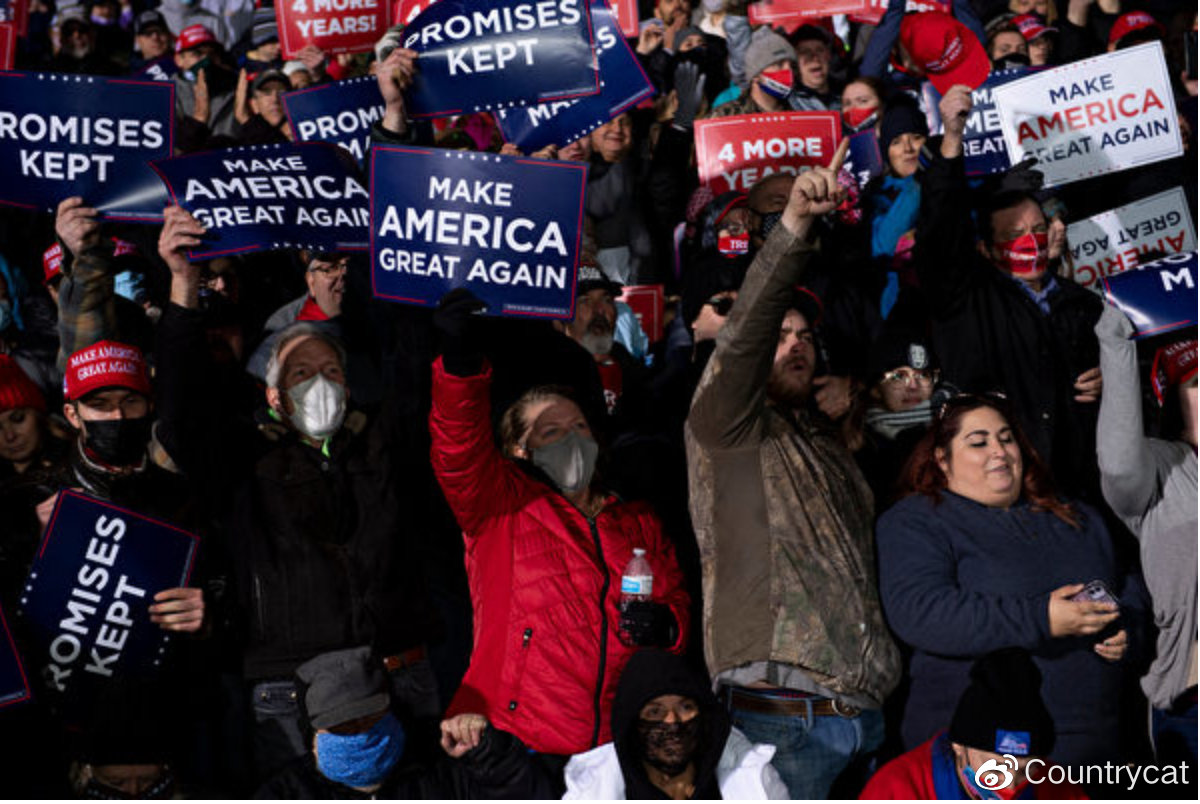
[728,699,885,799]
[1153,698,1198,763]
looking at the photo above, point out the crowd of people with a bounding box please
[0,0,1196,799]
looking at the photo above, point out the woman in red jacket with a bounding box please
[428,291,690,759]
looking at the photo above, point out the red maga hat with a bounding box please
[899,11,990,95]
[64,340,152,401]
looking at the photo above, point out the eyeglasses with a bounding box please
[706,297,735,316]
[882,369,938,387]
[308,259,349,276]
[936,391,1009,420]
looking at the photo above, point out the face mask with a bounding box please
[530,430,598,494]
[285,373,346,441]
[82,769,176,799]
[993,53,1031,70]
[316,712,405,789]
[83,417,152,466]
[0,299,12,332]
[994,231,1048,277]
[636,717,702,777]
[717,234,749,256]
[758,67,794,100]
[579,332,614,357]
[759,210,783,240]
[842,105,877,129]
[959,764,1031,801]
[702,0,724,12]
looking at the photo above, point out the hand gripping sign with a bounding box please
[992,42,1182,188]
[923,67,1036,177]
[694,111,841,195]
[849,0,948,25]
[494,0,653,152]
[1102,251,1198,339]
[151,142,370,260]
[371,146,587,318]
[18,491,198,699]
[0,72,174,220]
[284,75,386,166]
[276,0,390,59]
[1069,187,1197,290]
[402,0,600,118]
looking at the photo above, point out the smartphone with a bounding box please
[1070,580,1118,607]
[1186,30,1197,82]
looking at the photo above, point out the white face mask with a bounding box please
[285,373,346,440]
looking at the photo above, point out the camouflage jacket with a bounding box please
[683,226,901,707]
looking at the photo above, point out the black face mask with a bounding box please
[993,53,1031,70]
[636,717,702,777]
[83,417,152,466]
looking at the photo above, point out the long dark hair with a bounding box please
[897,395,1080,527]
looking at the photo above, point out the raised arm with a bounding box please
[54,197,116,369]
[686,140,847,449]
[1095,303,1158,520]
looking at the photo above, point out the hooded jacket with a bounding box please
[430,360,690,756]
[563,649,788,800]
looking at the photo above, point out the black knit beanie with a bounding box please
[949,650,1056,758]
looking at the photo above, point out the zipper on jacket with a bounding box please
[587,515,609,748]
[252,573,266,641]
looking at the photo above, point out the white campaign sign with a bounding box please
[1068,187,1197,290]
[992,42,1182,187]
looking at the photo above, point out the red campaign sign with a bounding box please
[620,284,665,343]
[849,0,948,25]
[0,23,13,71]
[694,111,841,195]
[276,0,390,59]
[393,0,437,27]
[608,0,637,39]
[749,0,867,29]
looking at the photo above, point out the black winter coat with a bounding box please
[915,153,1103,499]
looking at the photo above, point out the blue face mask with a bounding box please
[960,765,1002,800]
[316,712,406,788]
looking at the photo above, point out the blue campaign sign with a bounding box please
[844,129,883,189]
[923,68,1034,177]
[493,0,653,151]
[152,142,370,260]
[0,601,31,710]
[371,146,587,318]
[402,0,600,118]
[0,72,174,220]
[284,75,385,166]
[17,491,198,697]
[1102,251,1198,339]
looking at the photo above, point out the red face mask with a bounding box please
[759,67,794,99]
[995,231,1048,277]
[718,233,749,256]
[842,105,876,129]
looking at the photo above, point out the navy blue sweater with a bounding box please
[876,492,1123,766]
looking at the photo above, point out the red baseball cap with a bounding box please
[899,11,990,95]
[1108,11,1164,47]
[64,341,152,401]
[1012,13,1057,42]
[175,23,218,53]
[1151,340,1198,405]
[43,243,64,285]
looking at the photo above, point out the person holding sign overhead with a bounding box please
[685,139,901,800]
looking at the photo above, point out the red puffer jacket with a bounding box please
[430,360,690,756]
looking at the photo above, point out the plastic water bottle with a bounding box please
[618,548,653,646]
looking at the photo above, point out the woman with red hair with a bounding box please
[876,394,1130,769]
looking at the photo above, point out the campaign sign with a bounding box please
[0,0,26,37]
[494,0,653,151]
[131,56,179,83]
[371,146,587,318]
[276,0,389,59]
[402,0,600,118]
[844,129,883,189]
[749,0,866,29]
[0,72,173,220]
[620,284,664,343]
[1102,252,1198,339]
[695,111,841,194]
[284,76,385,165]
[0,23,13,72]
[923,67,1034,177]
[0,601,31,709]
[1069,188,1197,290]
[394,0,437,26]
[18,491,198,696]
[152,142,370,260]
[849,0,948,25]
[992,42,1182,188]
[608,0,636,39]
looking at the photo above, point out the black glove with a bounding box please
[619,601,678,647]
[672,61,706,132]
[997,156,1044,194]
[434,288,486,377]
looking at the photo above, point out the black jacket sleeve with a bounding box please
[914,152,981,314]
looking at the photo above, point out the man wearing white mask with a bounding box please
[155,206,442,784]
